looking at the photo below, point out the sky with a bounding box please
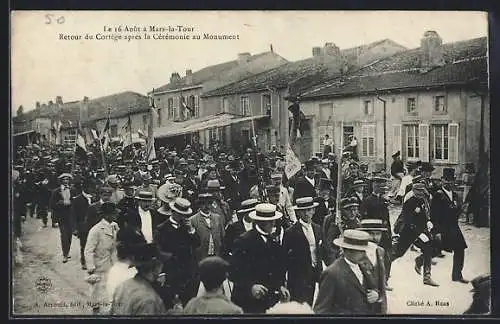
[11,11,488,114]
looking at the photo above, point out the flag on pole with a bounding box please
[137,129,146,139]
[121,114,133,148]
[91,129,99,141]
[284,143,302,179]
[100,118,110,141]
[76,123,87,152]
[146,106,157,161]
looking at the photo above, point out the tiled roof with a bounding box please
[202,39,408,98]
[152,51,288,93]
[86,91,150,121]
[299,37,488,99]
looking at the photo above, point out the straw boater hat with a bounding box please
[249,203,283,221]
[341,197,359,209]
[351,179,366,189]
[58,173,73,180]
[169,197,193,216]
[135,190,155,201]
[197,192,215,203]
[357,219,387,232]
[206,179,226,191]
[237,198,259,214]
[293,197,319,210]
[392,150,401,158]
[333,229,371,251]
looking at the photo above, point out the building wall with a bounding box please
[299,87,490,176]
[202,90,289,150]
[94,112,149,138]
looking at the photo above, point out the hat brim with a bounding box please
[248,210,283,221]
[333,238,370,251]
[135,196,155,201]
[237,207,256,214]
[342,203,359,209]
[293,202,320,210]
[168,201,193,215]
[357,227,388,232]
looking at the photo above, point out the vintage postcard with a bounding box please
[11,11,490,317]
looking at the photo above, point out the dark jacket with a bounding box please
[390,160,404,178]
[283,221,324,305]
[313,257,378,315]
[359,193,392,251]
[126,208,168,238]
[70,193,90,236]
[430,188,467,252]
[230,228,287,313]
[49,186,73,224]
[293,177,317,201]
[313,197,335,227]
[85,201,104,233]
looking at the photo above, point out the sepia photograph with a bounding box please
[10,10,490,317]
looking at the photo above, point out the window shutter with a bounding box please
[361,125,368,157]
[392,124,402,156]
[173,97,179,119]
[195,95,200,117]
[448,123,459,163]
[368,124,376,157]
[419,124,429,162]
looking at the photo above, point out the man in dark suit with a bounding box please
[230,203,290,313]
[283,197,323,306]
[49,173,74,263]
[125,190,166,244]
[223,199,258,262]
[392,183,439,287]
[85,185,113,237]
[154,197,201,308]
[313,178,335,227]
[222,160,243,212]
[359,177,393,289]
[314,229,382,314]
[347,179,367,205]
[431,168,469,284]
[356,219,388,313]
[116,179,138,229]
[293,160,318,202]
[70,181,94,270]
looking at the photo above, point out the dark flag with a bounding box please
[288,101,305,140]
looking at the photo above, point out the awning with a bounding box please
[13,129,36,137]
[154,113,268,139]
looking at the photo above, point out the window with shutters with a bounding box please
[433,95,447,114]
[363,100,373,115]
[173,97,179,120]
[431,123,458,163]
[240,96,250,116]
[361,124,376,157]
[262,94,272,116]
[167,98,174,119]
[222,97,229,113]
[194,95,200,118]
[407,97,417,114]
[404,125,420,159]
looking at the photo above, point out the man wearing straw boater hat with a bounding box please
[230,203,290,313]
[223,198,259,261]
[430,168,469,284]
[49,172,74,263]
[126,190,163,244]
[314,229,382,314]
[293,159,318,201]
[313,178,335,227]
[283,197,323,306]
[357,219,389,312]
[154,197,200,308]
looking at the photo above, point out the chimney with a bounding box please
[420,30,444,67]
[83,96,89,103]
[170,72,181,84]
[323,42,340,56]
[56,96,63,106]
[185,69,193,85]
[312,47,322,57]
[238,52,251,64]
[36,102,40,110]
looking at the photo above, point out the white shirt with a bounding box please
[242,218,253,232]
[344,257,364,286]
[106,261,137,302]
[397,174,413,197]
[442,187,453,201]
[82,191,92,205]
[200,210,211,227]
[255,225,269,243]
[322,168,331,180]
[305,176,315,188]
[138,206,153,243]
[324,138,334,147]
[366,242,378,267]
[299,219,317,267]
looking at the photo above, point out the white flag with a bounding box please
[91,129,99,140]
[285,143,301,179]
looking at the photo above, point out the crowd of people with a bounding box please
[11,140,490,315]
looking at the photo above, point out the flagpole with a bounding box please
[99,107,110,178]
[335,120,344,235]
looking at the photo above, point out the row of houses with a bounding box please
[13,30,489,176]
